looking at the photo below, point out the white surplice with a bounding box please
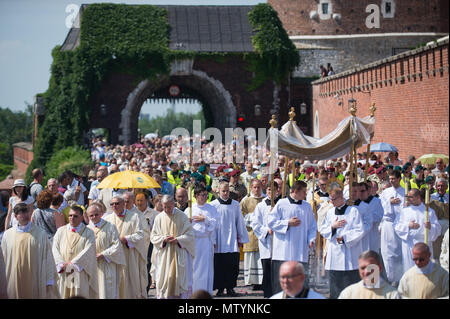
[393,203,441,274]
[251,198,273,259]
[267,197,317,263]
[353,201,372,252]
[210,199,249,253]
[320,205,364,271]
[184,203,218,295]
[379,186,405,282]
[365,196,384,253]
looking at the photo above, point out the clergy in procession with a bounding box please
[364,182,384,253]
[240,178,265,289]
[398,242,449,299]
[104,195,148,299]
[393,188,441,275]
[338,250,400,299]
[1,202,59,298]
[319,188,365,299]
[251,181,281,298]
[352,182,373,252]
[150,195,195,299]
[185,185,218,295]
[307,174,330,211]
[135,192,159,293]
[210,181,249,297]
[270,261,325,299]
[379,170,405,284]
[52,205,98,299]
[268,180,317,296]
[440,229,448,271]
[86,204,126,299]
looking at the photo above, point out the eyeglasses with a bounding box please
[111,202,121,206]
[413,257,426,262]
[280,273,302,280]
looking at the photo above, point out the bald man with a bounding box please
[270,261,325,299]
[398,242,448,299]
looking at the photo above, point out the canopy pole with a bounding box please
[364,103,377,183]
[282,158,289,198]
[269,115,278,208]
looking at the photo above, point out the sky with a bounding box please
[0,0,265,117]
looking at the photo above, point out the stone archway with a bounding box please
[119,59,237,144]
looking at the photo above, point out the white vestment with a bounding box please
[184,203,217,295]
[87,219,126,299]
[1,223,58,299]
[268,197,317,263]
[353,201,372,252]
[150,208,195,299]
[379,186,405,282]
[270,289,326,299]
[210,199,249,253]
[251,198,273,259]
[104,210,148,299]
[394,203,441,274]
[338,278,400,299]
[320,205,364,271]
[398,261,449,299]
[53,224,98,299]
[365,196,384,252]
[441,229,449,271]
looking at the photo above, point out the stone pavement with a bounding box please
[148,257,330,299]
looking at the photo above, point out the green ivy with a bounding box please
[246,3,300,90]
[32,3,298,175]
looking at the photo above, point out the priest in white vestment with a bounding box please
[184,185,217,295]
[319,188,364,299]
[379,170,405,284]
[364,183,384,253]
[53,205,98,299]
[352,183,372,252]
[270,261,325,299]
[87,204,126,299]
[210,181,249,297]
[398,242,449,299]
[394,188,441,275]
[268,180,317,295]
[339,250,400,299]
[104,195,148,299]
[1,202,59,299]
[151,195,195,299]
[251,181,281,298]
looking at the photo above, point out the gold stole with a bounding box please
[93,222,107,254]
[409,271,439,299]
[63,224,86,297]
[161,212,178,297]
[13,228,35,298]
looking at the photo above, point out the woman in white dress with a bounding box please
[4,179,34,231]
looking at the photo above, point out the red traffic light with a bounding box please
[238,116,244,122]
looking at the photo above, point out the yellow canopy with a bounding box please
[96,170,161,189]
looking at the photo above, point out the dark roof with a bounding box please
[61,5,255,52]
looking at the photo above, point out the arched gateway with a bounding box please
[58,4,299,145]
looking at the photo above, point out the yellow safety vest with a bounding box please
[167,170,181,186]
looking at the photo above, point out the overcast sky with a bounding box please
[0,0,264,116]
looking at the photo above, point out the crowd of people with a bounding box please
[0,134,448,299]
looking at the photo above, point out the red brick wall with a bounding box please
[312,40,449,160]
[13,146,34,176]
[268,0,449,36]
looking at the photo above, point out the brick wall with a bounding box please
[311,38,449,160]
[13,143,34,176]
[269,0,448,36]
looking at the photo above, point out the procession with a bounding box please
[1,103,448,300]
[0,0,449,303]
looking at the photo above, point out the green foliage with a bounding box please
[139,109,206,137]
[44,146,92,185]
[0,163,13,181]
[246,3,300,90]
[0,106,33,165]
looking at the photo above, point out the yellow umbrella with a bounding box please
[96,170,161,189]
[417,154,449,165]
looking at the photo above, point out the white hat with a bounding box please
[317,160,325,167]
[302,160,312,168]
[13,179,26,187]
[327,160,334,166]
